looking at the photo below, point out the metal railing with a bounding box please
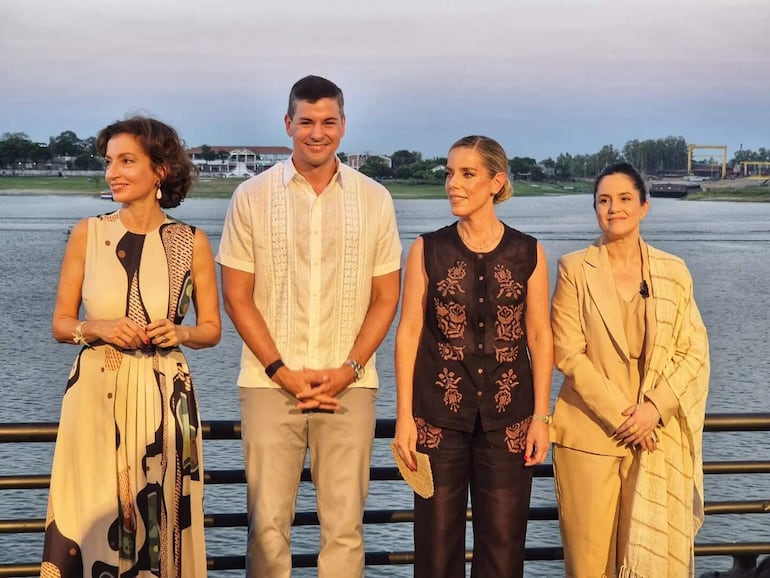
[2,414,770,576]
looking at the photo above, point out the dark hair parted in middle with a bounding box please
[450,135,513,204]
[287,75,345,119]
[96,116,195,209]
[593,162,647,207]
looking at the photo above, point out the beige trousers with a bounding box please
[552,444,636,578]
[239,386,377,578]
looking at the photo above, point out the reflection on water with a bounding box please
[1,194,769,574]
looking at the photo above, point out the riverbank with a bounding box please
[0,176,589,198]
[687,188,770,201]
[2,176,768,201]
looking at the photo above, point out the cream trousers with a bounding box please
[553,444,636,578]
[239,386,377,578]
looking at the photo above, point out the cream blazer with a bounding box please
[551,238,710,575]
[551,239,683,456]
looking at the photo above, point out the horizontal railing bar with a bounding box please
[2,414,770,443]
[703,461,770,474]
[705,500,770,515]
[5,460,770,491]
[695,542,770,556]
[704,414,770,432]
[5,500,769,535]
[2,415,769,574]
[5,543,770,576]
[0,423,58,442]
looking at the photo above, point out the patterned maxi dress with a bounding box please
[42,211,206,578]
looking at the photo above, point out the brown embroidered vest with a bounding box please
[413,222,537,433]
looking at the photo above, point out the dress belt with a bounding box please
[81,340,177,355]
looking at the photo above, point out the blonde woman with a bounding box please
[395,135,553,577]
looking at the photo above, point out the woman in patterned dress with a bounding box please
[43,117,220,577]
[394,135,553,577]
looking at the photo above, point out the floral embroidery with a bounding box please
[435,367,463,412]
[437,260,467,297]
[435,298,467,340]
[494,369,519,412]
[495,345,519,364]
[494,264,523,299]
[504,417,531,454]
[415,417,443,448]
[438,342,465,361]
[496,303,524,341]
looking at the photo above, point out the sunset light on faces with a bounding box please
[594,172,649,243]
[444,147,505,219]
[285,97,346,175]
[104,133,163,205]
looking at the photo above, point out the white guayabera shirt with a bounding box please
[216,158,402,389]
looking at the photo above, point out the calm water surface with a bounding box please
[1,193,769,575]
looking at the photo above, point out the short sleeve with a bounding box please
[216,183,256,273]
[372,191,402,277]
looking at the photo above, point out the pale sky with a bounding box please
[1,0,768,160]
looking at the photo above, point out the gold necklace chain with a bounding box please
[456,220,504,252]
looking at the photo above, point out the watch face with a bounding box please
[348,359,364,381]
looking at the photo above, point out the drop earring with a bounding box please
[156,184,162,200]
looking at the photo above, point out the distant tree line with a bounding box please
[355,137,769,183]
[2,130,768,180]
[0,131,103,171]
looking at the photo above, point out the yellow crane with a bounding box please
[687,145,727,178]
[741,161,770,179]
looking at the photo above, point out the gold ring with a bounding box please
[630,425,639,434]
[160,336,168,344]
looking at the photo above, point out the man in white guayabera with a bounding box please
[216,75,402,578]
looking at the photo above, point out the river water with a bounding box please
[1,193,769,576]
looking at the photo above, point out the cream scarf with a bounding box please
[618,244,710,578]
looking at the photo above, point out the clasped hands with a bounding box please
[275,365,354,411]
[613,401,661,452]
[91,317,184,349]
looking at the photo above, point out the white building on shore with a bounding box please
[188,146,292,177]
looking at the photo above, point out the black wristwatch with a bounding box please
[264,359,285,379]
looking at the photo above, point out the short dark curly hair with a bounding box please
[96,116,195,208]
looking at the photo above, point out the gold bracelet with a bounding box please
[531,414,553,425]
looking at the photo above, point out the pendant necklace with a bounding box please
[457,220,504,252]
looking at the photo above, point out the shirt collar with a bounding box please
[282,156,344,189]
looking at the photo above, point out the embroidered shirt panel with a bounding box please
[413,223,538,432]
[216,159,402,388]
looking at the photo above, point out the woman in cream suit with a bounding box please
[550,162,710,578]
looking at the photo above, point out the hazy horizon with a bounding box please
[2,0,768,161]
